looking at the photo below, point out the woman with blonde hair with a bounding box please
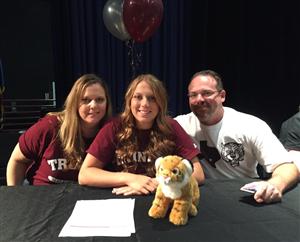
[79,74,205,195]
[6,74,112,185]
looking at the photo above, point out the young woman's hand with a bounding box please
[112,175,158,196]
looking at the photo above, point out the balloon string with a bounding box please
[126,40,142,79]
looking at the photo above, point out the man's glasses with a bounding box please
[187,90,220,100]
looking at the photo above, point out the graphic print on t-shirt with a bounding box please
[115,151,155,176]
[200,141,221,167]
[220,142,245,167]
[47,158,68,170]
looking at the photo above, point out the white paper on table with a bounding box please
[58,198,135,237]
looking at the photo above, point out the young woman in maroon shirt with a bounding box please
[79,74,205,195]
[6,74,112,185]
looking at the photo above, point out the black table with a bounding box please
[0,179,299,242]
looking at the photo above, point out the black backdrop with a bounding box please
[189,0,300,135]
[1,0,299,136]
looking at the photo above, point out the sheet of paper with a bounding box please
[59,198,135,237]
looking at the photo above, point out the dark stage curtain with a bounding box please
[189,0,300,135]
[50,0,192,116]
[49,0,300,134]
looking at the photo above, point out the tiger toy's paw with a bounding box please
[148,203,168,218]
[169,210,188,225]
[189,204,198,216]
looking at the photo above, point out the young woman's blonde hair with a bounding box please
[50,74,112,169]
[116,74,176,163]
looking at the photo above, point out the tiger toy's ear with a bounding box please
[182,159,193,176]
[155,157,164,170]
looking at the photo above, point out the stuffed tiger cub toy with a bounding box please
[148,155,200,225]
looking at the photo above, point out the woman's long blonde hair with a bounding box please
[50,74,112,168]
[116,74,176,161]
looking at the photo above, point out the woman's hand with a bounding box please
[112,176,158,196]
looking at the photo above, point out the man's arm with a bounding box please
[254,162,299,203]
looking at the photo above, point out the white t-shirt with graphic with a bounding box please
[175,107,291,178]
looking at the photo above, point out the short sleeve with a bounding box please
[87,118,118,164]
[19,115,59,161]
[169,118,200,160]
[251,119,291,173]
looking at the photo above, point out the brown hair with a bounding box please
[116,74,176,162]
[50,74,112,168]
[191,70,224,91]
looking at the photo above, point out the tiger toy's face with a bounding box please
[155,155,193,198]
[156,156,193,185]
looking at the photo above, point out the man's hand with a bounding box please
[241,181,282,203]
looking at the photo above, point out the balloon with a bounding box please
[103,0,131,41]
[123,0,163,43]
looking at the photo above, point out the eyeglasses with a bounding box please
[187,90,220,100]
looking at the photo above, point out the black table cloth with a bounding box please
[0,179,299,242]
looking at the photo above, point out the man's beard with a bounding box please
[191,104,214,124]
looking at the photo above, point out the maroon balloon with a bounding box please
[123,0,163,43]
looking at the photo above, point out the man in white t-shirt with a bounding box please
[175,70,299,203]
